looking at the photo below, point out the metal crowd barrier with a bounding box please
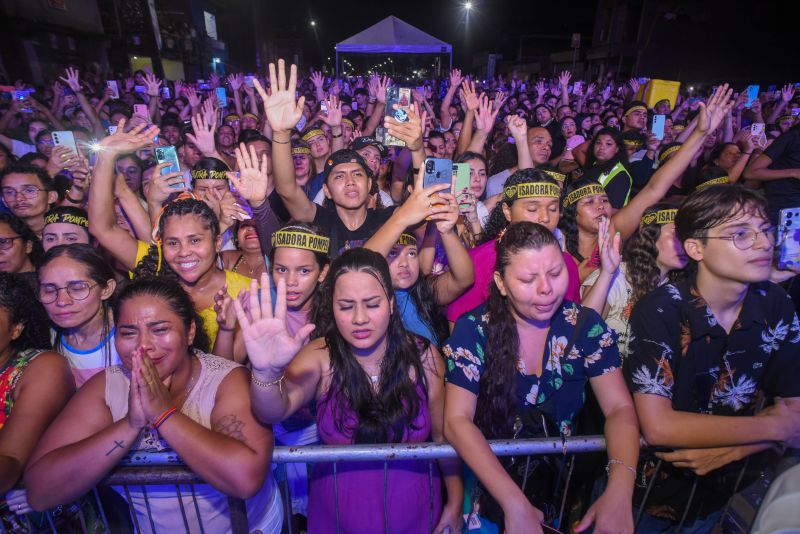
[3,435,771,534]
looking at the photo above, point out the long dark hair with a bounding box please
[42,245,116,366]
[623,203,685,305]
[0,273,52,352]
[112,277,210,353]
[482,168,562,242]
[132,197,220,281]
[584,127,628,172]
[0,212,44,268]
[558,176,605,262]
[315,248,428,444]
[476,222,561,439]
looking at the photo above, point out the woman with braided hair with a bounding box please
[87,120,250,359]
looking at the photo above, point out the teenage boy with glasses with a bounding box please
[624,185,800,532]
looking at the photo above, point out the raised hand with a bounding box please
[201,97,217,122]
[310,69,325,89]
[385,102,426,151]
[586,82,597,97]
[781,84,796,104]
[253,59,305,133]
[558,70,572,88]
[147,162,186,205]
[99,118,160,155]
[535,80,547,97]
[228,73,244,92]
[205,188,250,229]
[228,142,270,206]
[59,67,82,93]
[321,95,342,127]
[449,69,463,90]
[697,83,734,134]
[597,216,621,276]
[459,79,480,112]
[143,72,162,98]
[628,78,640,95]
[233,275,316,375]
[214,285,237,332]
[493,89,508,111]
[209,72,221,90]
[123,77,135,93]
[505,114,528,140]
[474,93,500,135]
[183,86,201,108]
[375,75,392,104]
[186,113,217,156]
[174,80,184,98]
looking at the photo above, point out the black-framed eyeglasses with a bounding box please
[38,281,98,304]
[1,186,49,200]
[0,236,23,251]
[701,227,781,250]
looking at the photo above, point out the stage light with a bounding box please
[464,2,472,10]
[310,20,316,27]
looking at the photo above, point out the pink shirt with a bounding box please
[446,239,582,322]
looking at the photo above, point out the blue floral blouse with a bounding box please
[443,301,621,437]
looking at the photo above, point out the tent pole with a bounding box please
[336,51,339,78]
[449,52,452,72]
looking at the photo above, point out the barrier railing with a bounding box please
[3,435,771,534]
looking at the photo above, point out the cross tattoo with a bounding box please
[105,440,124,456]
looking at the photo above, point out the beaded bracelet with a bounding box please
[153,406,177,431]
[272,137,291,145]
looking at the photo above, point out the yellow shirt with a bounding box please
[134,241,253,345]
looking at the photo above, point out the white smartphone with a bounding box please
[778,208,800,270]
[52,131,78,155]
[133,104,148,118]
[750,122,765,137]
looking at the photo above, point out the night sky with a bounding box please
[292,0,598,67]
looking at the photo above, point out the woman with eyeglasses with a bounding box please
[38,244,120,387]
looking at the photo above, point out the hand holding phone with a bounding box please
[750,122,765,137]
[107,80,119,99]
[744,85,760,108]
[423,158,453,194]
[52,131,78,156]
[133,104,148,118]
[778,208,800,270]
[155,146,184,189]
[651,114,666,141]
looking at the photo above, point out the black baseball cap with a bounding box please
[352,136,388,158]
[322,149,373,182]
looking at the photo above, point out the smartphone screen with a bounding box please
[215,87,227,108]
[107,80,119,99]
[744,85,760,108]
[52,131,78,155]
[778,208,800,270]
[245,75,255,88]
[134,85,147,94]
[452,163,471,207]
[383,87,411,147]
[161,86,171,100]
[651,114,666,140]
[320,100,328,114]
[423,158,453,194]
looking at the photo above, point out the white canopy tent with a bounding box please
[335,16,452,76]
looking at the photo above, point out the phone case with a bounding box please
[452,163,471,206]
[651,115,666,140]
[52,131,78,155]
[750,123,765,137]
[778,208,800,270]
[133,104,148,117]
[382,87,412,147]
[155,146,182,188]
[107,81,119,99]
[745,85,760,108]
[423,158,453,193]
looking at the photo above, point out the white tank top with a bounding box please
[104,350,282,533]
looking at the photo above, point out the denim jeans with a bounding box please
[634,508,722,534]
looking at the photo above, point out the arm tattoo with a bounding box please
[215,414,247,443]
[106,440,125,456]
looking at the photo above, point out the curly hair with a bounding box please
[622,203,684,305]
[476,222,560,439]
[0,212,44,268]
[584,127,629,171]
[482,168,562,242]
[112,277,210,353]
[313,248,429,444]
[0,272,52,351]
[132,197,220,281]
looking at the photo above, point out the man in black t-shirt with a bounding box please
[625,186,800,530]
[744,124,800,224]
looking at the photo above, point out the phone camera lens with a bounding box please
[426,161,434,173]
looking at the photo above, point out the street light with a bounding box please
[310,20,316,27]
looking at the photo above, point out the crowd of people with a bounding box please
[0,57,799,534]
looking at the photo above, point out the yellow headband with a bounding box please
[397,233,417,247]
[563,184,605,207]
[672,124,686,132]
[542,170,566,183]
[271,230,330,254]
[623,139,643,147]
[242,113,259,122]
[342,118,355,129]
[624,105,647,118]
[292,146,311,155]
[640,208,677,228]
[191,169,228,181]
[302,128,325,142]
[659,145,681,162]
[696,176,730,190]
[504,181,561,201]
[44,212,89,228]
